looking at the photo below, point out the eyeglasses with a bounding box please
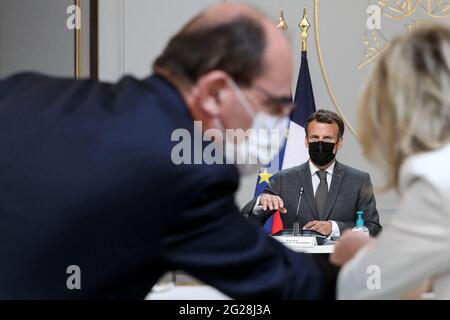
[252,83,295,116]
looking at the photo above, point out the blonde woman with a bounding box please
[331,24,450,299]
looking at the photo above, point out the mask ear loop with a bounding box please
[227,78,289,155]
[226,78,256,118]
[227,79,290,130]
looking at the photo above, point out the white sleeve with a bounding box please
[329,220,340,238]
[252,194,264,215]
[337,178,450,299]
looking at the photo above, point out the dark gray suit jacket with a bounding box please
[242,161,382,236]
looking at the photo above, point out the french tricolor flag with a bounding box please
[282,51,316,169]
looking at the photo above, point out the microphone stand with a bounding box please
[293,187,304,237]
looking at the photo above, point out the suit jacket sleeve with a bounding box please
[162,168,322,299]
[335,173,382,236]
[338,178,450,299]
[241,172,283,225]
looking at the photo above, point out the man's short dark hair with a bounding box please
[153,16,266,87]
[305,109,345,139]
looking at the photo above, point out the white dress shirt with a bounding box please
[253,160,340,237]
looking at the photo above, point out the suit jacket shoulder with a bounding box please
[336,162,369,179]
[270,163,308,182]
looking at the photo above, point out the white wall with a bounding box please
[0,0,91,78]
[99,0,219,82]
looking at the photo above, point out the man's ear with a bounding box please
[194,71,229,118]
[304,136,309,149]
[336,137,344,150]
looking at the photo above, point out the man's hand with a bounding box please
[330,230,373,267]
[259,194,287,213]
[304,220,332,236]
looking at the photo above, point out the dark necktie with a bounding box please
[315,170,328,220]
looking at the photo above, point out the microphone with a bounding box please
[293,187,304,237]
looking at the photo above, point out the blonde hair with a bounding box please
[359,23,450,190]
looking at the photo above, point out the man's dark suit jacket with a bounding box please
[242,162,382,236]
[0,73,323,299]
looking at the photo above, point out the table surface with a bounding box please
[274,235,336,254]
[291,244,335,254]
[147,285,231,300]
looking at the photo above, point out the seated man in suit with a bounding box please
[242,109,382,237]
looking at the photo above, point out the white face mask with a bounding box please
[223,79,290,176]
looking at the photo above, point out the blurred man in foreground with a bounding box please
[0,4,324,299]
